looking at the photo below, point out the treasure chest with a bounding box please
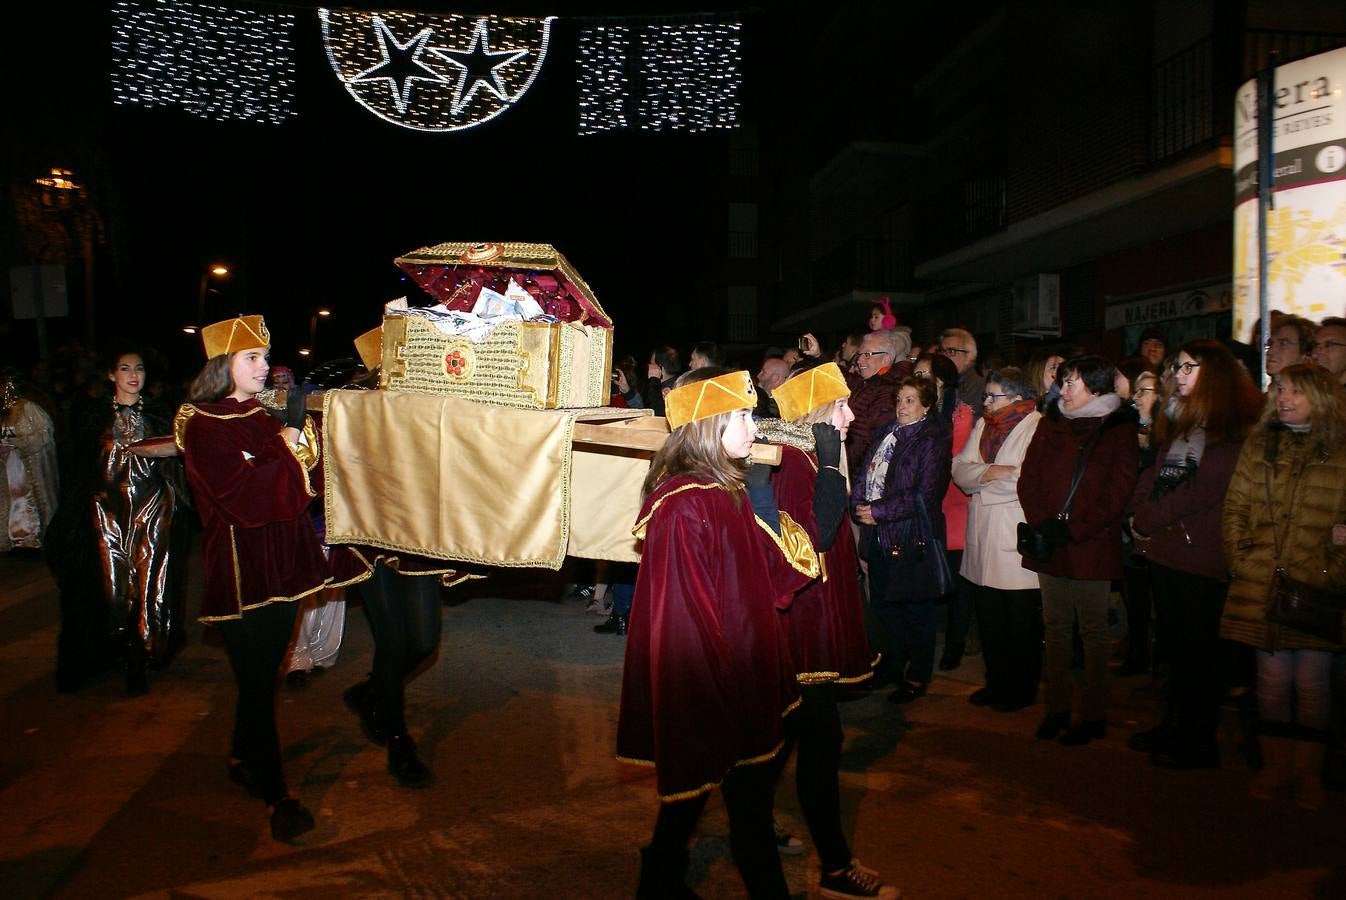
[381,241,614,410]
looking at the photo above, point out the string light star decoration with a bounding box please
[320,8,553,132]
[433,18,530,116]
[350,17,452,115]
[577,22,742,135]
[110,0,297,124]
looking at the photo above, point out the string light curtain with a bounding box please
[577,20,742,135]
[111,0,297,124]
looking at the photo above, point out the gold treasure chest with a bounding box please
[381,241,613,410]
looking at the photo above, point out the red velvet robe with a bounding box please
[175,398,333,622]
[771,445,876,684]
[617,474,818,801]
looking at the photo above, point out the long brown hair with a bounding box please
[1154,340,1261,446]
[187,355,234,403]
[1258,363,1346,453]
[642,367,749,498]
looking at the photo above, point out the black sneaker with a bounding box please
[594,613,628,635]
[820,861,900,899]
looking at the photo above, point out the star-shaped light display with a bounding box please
[320,8,553,133]
[350,17,452,115]
[432,18,530,116]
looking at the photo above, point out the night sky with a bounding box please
[4,2,988,382]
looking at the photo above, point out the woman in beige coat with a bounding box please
[1221,363,1346,809]
[952,367,1043,711]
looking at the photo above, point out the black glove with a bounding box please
[285,386,308,430]
[811,422,842,470]
[1038,519,1072,547]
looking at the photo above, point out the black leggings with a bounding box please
[362,563,442,735]
[784,682,850,871]
[216,600,300,805]
[649,759,789,899]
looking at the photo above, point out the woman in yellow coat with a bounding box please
[1221,363,1346,809]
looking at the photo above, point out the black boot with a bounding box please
[387,733,434,788]
[594,613,628,635]
[343,679,388,745]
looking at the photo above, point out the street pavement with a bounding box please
[1,547,1343,899]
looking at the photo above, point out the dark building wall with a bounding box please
[1005,5,1152,223]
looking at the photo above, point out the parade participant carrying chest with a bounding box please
[175,315,331,843]
[616,367,819,899]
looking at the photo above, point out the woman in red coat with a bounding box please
[1018,355,1138,747]
[618,368,819,899]
[175,315,332,842]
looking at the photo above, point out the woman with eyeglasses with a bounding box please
[951,367,1043,711]
[1018,355,1139,747]
[1111,357,1160,679]
[912,352,977,672]
[1127,341,1262,769]
[1221,363,1346,809]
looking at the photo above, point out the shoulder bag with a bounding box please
[1263,466,1346,643]
[1016,434,1095,563]
[890,488,954,601]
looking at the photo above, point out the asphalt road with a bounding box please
[1,548,1342,899]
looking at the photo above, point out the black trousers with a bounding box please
[784,682,850,872]
[1148,563,1228,755]
[362,563,442,735]
[1122,561,1154,668]
[648,758,789,899]
[942,552,977,652]
[216,599,300,805]
[972,584,1042,707]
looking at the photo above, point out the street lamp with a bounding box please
[308,308,332,357]
[196,263,230,327]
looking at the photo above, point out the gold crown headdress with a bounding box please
[770,362,850,421]
[664,370,756,429]
[201,315,270,359]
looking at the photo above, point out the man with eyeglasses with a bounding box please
[1265,315,1314,379]
[939,327,985,410]
[1311,317,1346,385]
[844,329,912,474]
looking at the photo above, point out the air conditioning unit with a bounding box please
[1012,273,1061,337]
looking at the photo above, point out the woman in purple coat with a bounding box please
[853,376,952,704]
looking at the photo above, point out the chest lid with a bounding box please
[394,241,612,328]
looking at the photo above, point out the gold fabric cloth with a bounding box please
[322,391,647,569]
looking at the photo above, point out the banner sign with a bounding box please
[1232,46,1346,340]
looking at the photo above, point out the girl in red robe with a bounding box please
[175,315,336,842]
[763,361,897,900]
[617,367,819,898]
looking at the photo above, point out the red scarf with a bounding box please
[979,398,1036,463]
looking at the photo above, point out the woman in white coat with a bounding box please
[951,367,1043,712]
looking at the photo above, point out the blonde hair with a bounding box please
[1259,363,1346,453]
[643,367,748,497]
